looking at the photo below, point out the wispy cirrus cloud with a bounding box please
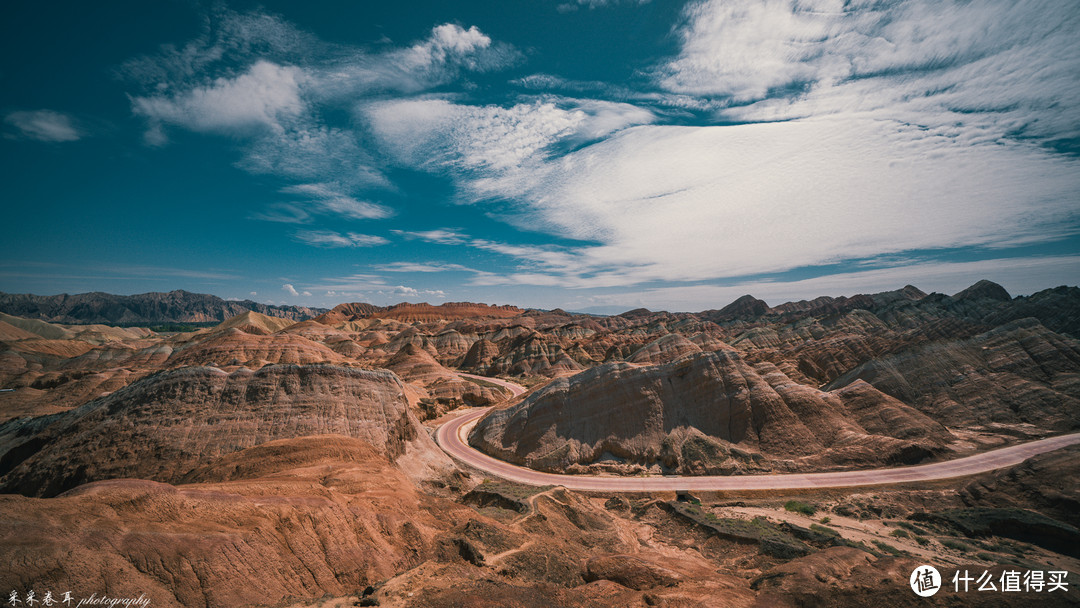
[365,96,654,175]
[302,273,447,301]
[374,261,477,273]
[280,183,391,220]
[657,0,1080,146]
[292,230,388,248]
[363,0,1080,292]
[557,0,651,13]
[391,229,469,245]
[4,110,83,142]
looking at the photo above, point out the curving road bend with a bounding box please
[458,373,528,398]
[436,401,1080,492]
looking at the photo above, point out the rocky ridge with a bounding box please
[0,290,324,324]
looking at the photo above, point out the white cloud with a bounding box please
[307,23,519,98]
[123,10,518,220]
[394,114,1078,288]
[359,1,1079,291]
[304,274,388,292]
[249,291,257,296]
[366,97,654,174]
[282,284,300,296]
[657,0,1080,146]
[302,274,446,301]
[293,230,389,248]
[279,183,391,220]
[375,262,476,273]
[249,203,310,224]
[132,60,306,139]
[399,24,490,69]
[239,126,388,189]
[120,10,315,89]
[391,229,468,244]
[4,110,82,142]
[381,286,446,299]
[367,98,583,172]
[657,0,847,101]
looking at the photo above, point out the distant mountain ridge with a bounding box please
[315,301,523,324]
[0,290,326,325]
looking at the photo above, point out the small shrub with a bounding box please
[913,535,930,546]
[894,521,930,535]
[872,540,904,556]
[810,524,840,536]
[820,516,831,524]
[890,529,909,539]
[784,500,816,516]
[941,539,971,552]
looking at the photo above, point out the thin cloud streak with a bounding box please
[292,230,388,248]
[4,110,82,142]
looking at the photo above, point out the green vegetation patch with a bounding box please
[783,500,816,515]
[872,540,905,556]
[892,520,930,535]
[810,524,840,537]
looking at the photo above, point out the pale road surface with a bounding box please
[436,392,1080,491]
[457,373,528,398]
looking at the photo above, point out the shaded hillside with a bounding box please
[470,350,954,475]
[825,318,1080,430]
[0,290,325,324]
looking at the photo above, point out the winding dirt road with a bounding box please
[436,397,1080,492]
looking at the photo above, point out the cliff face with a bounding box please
[0,364,452,497]
[470,350,953,475]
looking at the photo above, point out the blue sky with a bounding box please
[2,0,1078,313]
